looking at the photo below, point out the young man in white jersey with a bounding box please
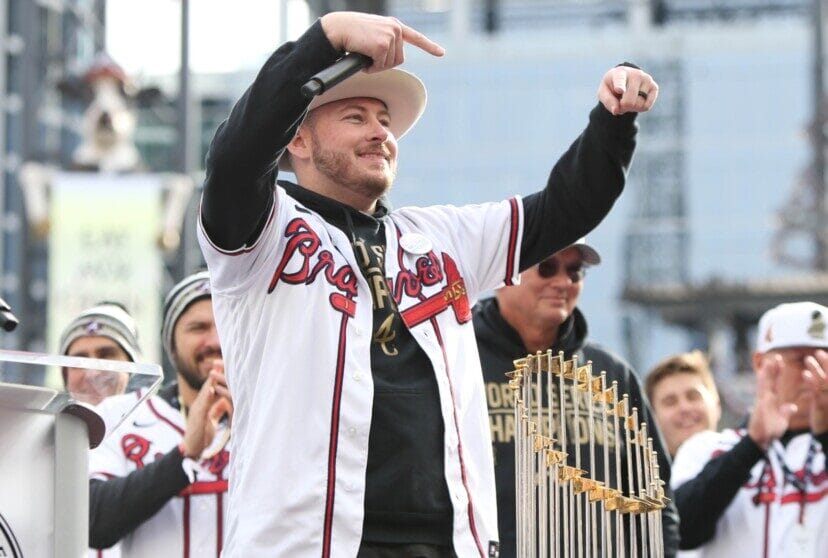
[671,302,828,556]
[87,271,233,558]
[198,11,658,557]
[645,350,721,459]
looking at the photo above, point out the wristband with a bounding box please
[177,443,198,483]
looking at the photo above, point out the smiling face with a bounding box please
[651,371,721,456]
[64,335,130,405]
[170,298,221,392]
[288,97,398,211]
[500,247,586,329]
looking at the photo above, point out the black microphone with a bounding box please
[0,297,19,332]
[301,53,372,100]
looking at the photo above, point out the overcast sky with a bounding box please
[105,0,310,76]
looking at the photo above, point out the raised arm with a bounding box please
[520,65,659,268]
[200,12,443,252]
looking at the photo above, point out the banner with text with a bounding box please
[49,173,163,368]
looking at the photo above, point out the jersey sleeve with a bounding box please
[199,19,341,252]
[670,430,723,488]
[671,430,765,550]
[197,188,290,296]
[88,448,190,549]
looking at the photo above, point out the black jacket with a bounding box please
[88,383,190,549]
[473,297,679,557]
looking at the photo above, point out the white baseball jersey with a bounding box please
[89,390,230,558]
[198,185,524,558]
[671,429,827,557]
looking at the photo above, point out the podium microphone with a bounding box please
[0,297,19,332]
[301,53,372,100]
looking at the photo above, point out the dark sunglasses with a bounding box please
[537,258,586,283]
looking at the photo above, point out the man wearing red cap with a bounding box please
[198,11,658,558]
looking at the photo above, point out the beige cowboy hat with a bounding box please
[279,67,427,172]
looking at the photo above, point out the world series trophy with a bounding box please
[508,351,669,558]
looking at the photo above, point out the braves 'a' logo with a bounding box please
[122,433,151,469]
[268,219,358,315]
[393,248,471,327]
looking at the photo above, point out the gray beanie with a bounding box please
[162,271,212,363]
[59,302,141,362]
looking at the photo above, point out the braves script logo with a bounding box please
[392,252,444,302]
[0,512,22,558]
[121,433,151,469]
[269,218,358,316]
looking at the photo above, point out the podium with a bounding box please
[0,350,162,558]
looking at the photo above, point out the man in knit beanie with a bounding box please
[59,301,141,405]
[87,271,232,556]
[160,270,220,397]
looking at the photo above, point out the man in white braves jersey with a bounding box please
[671,301,828,556]
[87,271,233,558]
[198,11,657,557]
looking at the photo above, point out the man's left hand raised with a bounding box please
[598,66,659,116]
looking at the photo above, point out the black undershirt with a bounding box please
[283,183,453,544]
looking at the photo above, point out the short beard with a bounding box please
[174,354,206,392]
[173,348,220,392]
[310,138,395,202]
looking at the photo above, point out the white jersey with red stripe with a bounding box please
[671,429,827,557]
[89,391,229,558]
[198,186,524,558]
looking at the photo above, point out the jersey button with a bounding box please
[353,372,362,381]
[348,427,357,436]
